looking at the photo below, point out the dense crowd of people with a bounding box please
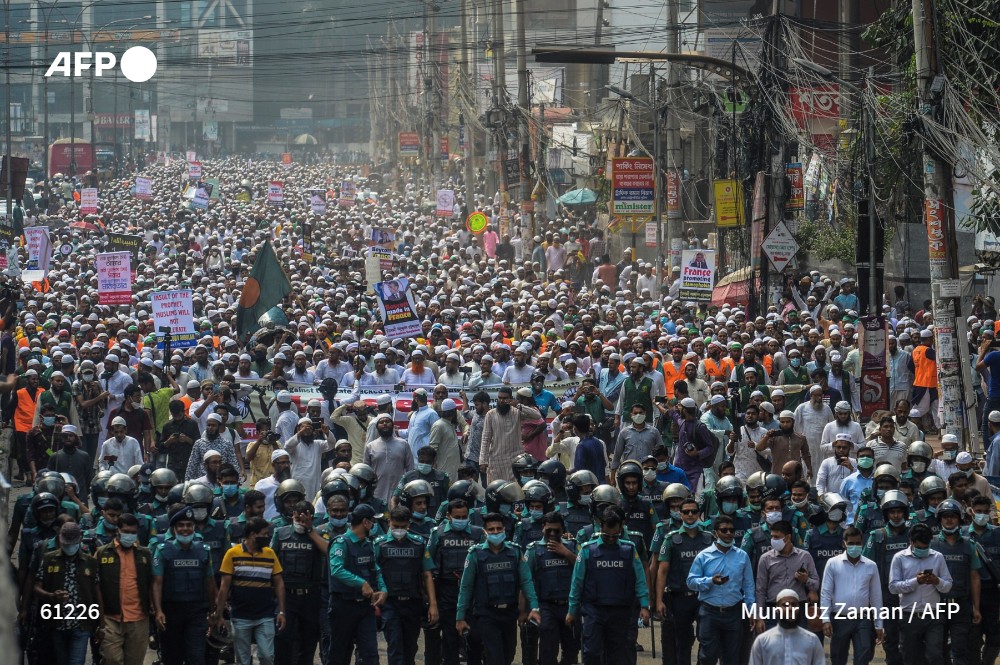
[7,155,1000,665]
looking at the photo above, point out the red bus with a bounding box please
[48,139,94,179]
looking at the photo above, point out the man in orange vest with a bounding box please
[699,342,734,385]
[661,345,686,399]
[908,328,939,432]
[11,369,42,483]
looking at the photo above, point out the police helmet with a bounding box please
[127,464,143,479]
[167,482,188,506]
[30,492,60,521]
[615,460,644,491]
[275,479,307,515]
[182,482,215,507]
[484,480,524,512]
[874,464,901,485]
[918,475,948,500]
[447,480,480,504]
[35,471,66,500]
[907,441,933,462]
[746,471,768,491]
[321,476,360,506]
[761,474,788,500]
[819,492,849,513]
[936,498,964,518]
[91,470,114,505]
[206,620,234,650]
[661,483,692,503]
[566,470,599,504]
[399,479,433,508]
[589,485,623,517]
[879,489,909,512]
[58,473,78,497]
[320,467,338,487]
[349,463,378,498]
[511,453,540,484]
[107,473,137,499]
[522,480,554,512]
[150,468,178,490]
[715,476,744,499]
[537,459,567,492]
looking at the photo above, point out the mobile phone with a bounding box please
[719,576,729,583]
[923,569,932,576]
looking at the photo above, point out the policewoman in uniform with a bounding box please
[151,506,218,665]
[375,506,439,665]
[566,507,650,665]
[655,496,712,665]
[523,512,577,665]
[426,499,485,665]
[455,512,542,665]
[327,504,387,665]
[271,499,328,665]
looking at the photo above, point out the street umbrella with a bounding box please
[293,134,318,145]
[711,266,753,306]
[557,188,597,205]
[69,221,100,232]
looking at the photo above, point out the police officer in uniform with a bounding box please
[83,496,125,551]
[152,506,218,665]
[567,507,650,665]
[105,473,156,545]
[455,512,542,665]
[427,499,485,665]
[862,489,912,665]
[646,484,689,563]
[16,493,61,601]
[512,453,541,487]
[140,468,178,520]
[638,456,669,521]
[376,506,439,665]
[272,499,329,665]
[804,493,849,583]
[484,480,524,539]
[315,492,351,665]
[351,463,389,516]
[932,498,982,665]
[715,476,752,544]
[514,481,553,665]
[524,512,577,665]
[616,461,656,555]
[854,464,900,535]
[183,483,229,580]
[400,479,438,538]
[655,496,712,665]
[740,472,768,527]
[901,441,937,499]
[271,479,307,529]
[394,447,450,515]
[328,504,386,665]
[435,480,486,525]
[966,495,1000,665]
[537,459,568,504]
[913,476,948,535]
[562,471,598,539]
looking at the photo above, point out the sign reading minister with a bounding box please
[612,158,655,216]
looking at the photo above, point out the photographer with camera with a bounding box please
[247,419,281,487]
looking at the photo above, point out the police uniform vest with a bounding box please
[531,540,573,602]
[620,376,653,417]
[738,506,763,529]
[912,345,936,388]
[436,525,484,584]
[515,517,545,550]
[196,519,229,575]
[83,522,117,551]
[748,526,772,573]
[273,524,325,590]
[377,534,425,598]
[932,534,973,599]
[329,535,378,599]
[410,516,435,538]
[96,541,153,615]
[20,524,58,560]
[806,526,846,580]
[139,499,169,520]
[665,529,714,592]
[622,495,655,552]
[38,550,101,630]
[649,519,682,557]
[729,512,752,545]
[158,539,211,604]
[562,505,592,539]
[582,540,636,607]
[472,543,521,612]
[856,502,885,535]
[400,469,449,514]
[870,528,911,594]
[913,510,941,535]
[967,526,1000,586]
[155,513,170,538]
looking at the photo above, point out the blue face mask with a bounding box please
[715,537,734,548]
[791,358,801,368]
[451,518,470,531]
[101,519,117,532]
[722,501,739,515]
[683,521,700,530]
[942,526,960,535]
[61,543,80,556]
[222,484,239,498]
[97,497,108,508]
[846,545,863,558]
[520,476,534,486]
[529,510,544,520]
[140,482,151,494]
[328,516,348,527]
[412,511,427,520]
[487,532,506,546]
[912,547,930,559]
[417,463,432,475]
[926,506,937,515]
[119,533,138,548]
[656,462,668,471]
[42,416,55,427]
[174,533,194,545]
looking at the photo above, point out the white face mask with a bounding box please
[632,414,646,426]
[770,537,786,551]
[765,511,782,525]
[643,469,657,482]
[391,528,408,540]
[293,522,306,534]
[910,461,926,474]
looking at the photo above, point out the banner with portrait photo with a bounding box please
[310,189,327,215]
[678,249,716,302]
[371,228,396,249]
[23,226,51,283]
[374,277,421,339]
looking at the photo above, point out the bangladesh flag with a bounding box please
[237,241,292,338]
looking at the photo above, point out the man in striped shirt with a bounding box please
[215,516,287,665]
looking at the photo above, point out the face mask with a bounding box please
[329,516,349,528]
[486,532,506,546]
[790,358,801,368]
[221,483,240,498]
[683,521,700,530]
[632,414,646,426]
[770,537,786,551]
[192,508,208,522]
[175,533,194,545]
[910,461,926,474]
[42,416,55,427]
[828,508,845,523]
[716,536,733,548]
[670,510,682,521]
[97,497,108,508]
[765,511,782,525]
[579,495,592,506]
[889,517,906,528]
[62,543,81,556]
[747,502,761,512]
[926,506,937,515]
[643,470,657,482]
[451,518,470,531]
[412,511,427,520]
[943,525,960,535]
[156,491,170,502]
[656,462,668,471]
[876,489,887,500]
[974,513,990,526]
[119,533,138,548]
[942,450,957,461]
[912,546,930,559]
[390,528,409,540]
[82,373,95,382]
[529,510,544,520]
[858,457,874,470]
[293,522,306,534]
[722,501,739,515]
[846,545,863,558]
[793,498,808,509]
[417,463,432,475]
[520,476,534,486]
[255,536,270,550]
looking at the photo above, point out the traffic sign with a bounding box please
[466,211,489,234]
[761,220,799,273]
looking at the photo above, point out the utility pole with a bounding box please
[515,0,530,221]
[491,0,507,197]
[911,0,971,447]
[758,1,786,317]
[663,0,681,278]
[460,0,476,212]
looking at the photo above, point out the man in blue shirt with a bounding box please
[652,444,691,488]
[976,337,1000,451]
[529,373,561,419]
[833,278,860,313]
[572,415,607,484]
[687,514,756,665]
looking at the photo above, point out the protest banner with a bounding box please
[192,181,212,210]
[310,189,327,215]
[135,176,153,200]
[370,247,395,272]
[80,188,98,215]
[96,252,132,305]
[374,277,422,339]
[188,161,202,180]
[339,180,357,207]
[371,228,396,248]
[436,189,455,217]
[678,249,716,302]
[860,315,889,419]
[151,289,198,348]
[268,180,284,206]
[108,233,142,263]
[23,226,51,282]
